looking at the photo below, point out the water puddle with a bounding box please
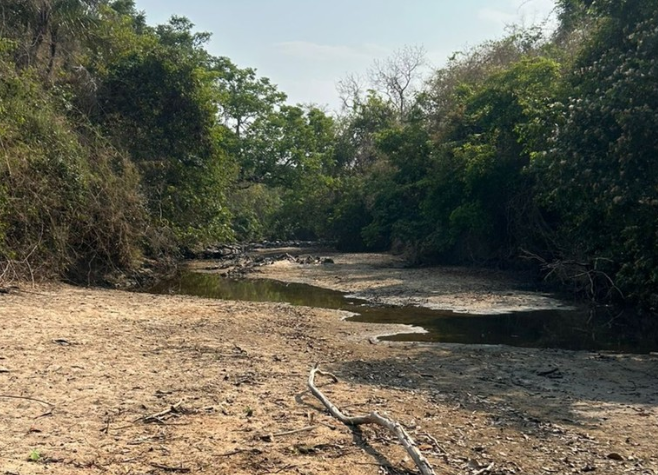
[146,272,658,353]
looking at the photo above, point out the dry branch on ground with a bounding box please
[308,364,437,475]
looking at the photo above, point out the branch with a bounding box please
[0,394,54,407]
[308,365,437,475]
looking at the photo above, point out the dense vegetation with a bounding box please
[1,0,656,310]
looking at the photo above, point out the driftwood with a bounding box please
[308,365,437,475]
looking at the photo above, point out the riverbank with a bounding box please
[1,273,657,474]
[192,249,574,314]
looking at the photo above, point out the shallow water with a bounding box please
[146,272,658,353]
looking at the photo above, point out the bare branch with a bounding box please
[368,45,426,116]
[308,365,437,475]
[336,73,366,111]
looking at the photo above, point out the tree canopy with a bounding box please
[1,0,656,311]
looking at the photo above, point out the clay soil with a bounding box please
[1,250,657,475]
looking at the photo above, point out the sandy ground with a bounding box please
[1,252,657,475]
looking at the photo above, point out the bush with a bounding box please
[0,60,147,282]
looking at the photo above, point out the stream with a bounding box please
[147,271,658,354]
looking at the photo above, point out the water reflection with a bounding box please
[149,272,350,308]
[146,272,658,354]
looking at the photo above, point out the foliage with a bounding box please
[1,0,657,313]
[0,56,147,281]
[0,2,232,281]
[228,104,338,240]
[322,7,657,311]
[535,0,658,303]
[96,17,235,245]
[28,449,42,462]
[325,2,657,309]
[227,185,282,242]
[344,53,561,264]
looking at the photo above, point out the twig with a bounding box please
[353,461,395,468]
[148,462,191,473]
[148,422,190,426]
[260,425,318,441]
[218,448,262,457]
[136,400,185,423]
[308,365,437,475]
[272,425,318,437]
[35,409,53,419]
[272,464,299,474]
[473,462,495,475]
[0,395,54,407]
[218,449,246,457]
[425,433,447,455]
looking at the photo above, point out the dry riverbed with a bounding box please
[241,250,573,314]
[1,250,657,475]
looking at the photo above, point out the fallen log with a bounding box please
[308,364,437,475]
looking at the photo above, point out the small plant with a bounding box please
[244,406,253,417]
[28,449,42,462]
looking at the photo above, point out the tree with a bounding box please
[1,0,103,76]
[333,92,396,171]
[242,105,335,187]
[98,17,234,244]
[368,45,426,117]
[536,0,658,303]
[212,58,287,189]
[0,38,148,281]
[215,59,286,140]
[336,73,366,112]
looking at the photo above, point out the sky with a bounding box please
[133,0,558,110]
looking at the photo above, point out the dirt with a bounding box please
[1,250,657,475]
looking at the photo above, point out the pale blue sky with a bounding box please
[134,0,557,109]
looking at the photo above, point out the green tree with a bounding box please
[244,105,338,239]
[98,17,234,245]
[536,0,658,304]
[215,59,286,141]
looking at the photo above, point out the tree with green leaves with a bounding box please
[97,16,234,245]
[536,0,658,303]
